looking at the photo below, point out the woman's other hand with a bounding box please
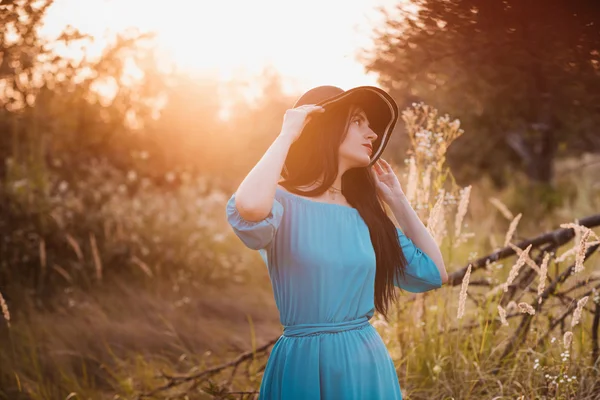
[371,158,406,206]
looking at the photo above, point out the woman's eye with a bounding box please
[353,118,361,125]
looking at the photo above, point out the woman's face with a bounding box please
[338,106,378,169]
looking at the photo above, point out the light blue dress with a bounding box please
[225,186,443,400]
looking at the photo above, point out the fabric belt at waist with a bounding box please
[282,316,371,337]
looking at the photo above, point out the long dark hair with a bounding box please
[279,100,409,320]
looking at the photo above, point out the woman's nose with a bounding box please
[366,128,378,141]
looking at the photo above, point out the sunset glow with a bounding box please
[40,0,398,96]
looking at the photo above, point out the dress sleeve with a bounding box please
[225,192,284,250]
[394,227,443,293]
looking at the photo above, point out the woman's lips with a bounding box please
[362,144,372,154]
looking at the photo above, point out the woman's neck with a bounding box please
[293,175,345,203]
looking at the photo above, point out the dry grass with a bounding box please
[1,103,599,399]
[0,273,280,399]
[372,103,600,399]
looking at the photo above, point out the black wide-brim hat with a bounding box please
[292,85,399,168]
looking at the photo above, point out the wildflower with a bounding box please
[518,302,535,315]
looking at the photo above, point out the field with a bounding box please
[1,104,599,400]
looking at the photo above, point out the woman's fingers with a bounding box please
[370,166,380,181]
[379,158,393,173]
[372,161,382,175]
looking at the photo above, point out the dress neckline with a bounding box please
[276,186,359,213]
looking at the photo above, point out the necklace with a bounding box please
[310,179,343,200]
[327,185,342,200]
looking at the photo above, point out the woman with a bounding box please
[225,85,449,399]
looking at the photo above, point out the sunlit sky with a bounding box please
[40,0,400,99]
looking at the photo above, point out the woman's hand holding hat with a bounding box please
[279,104,325,144]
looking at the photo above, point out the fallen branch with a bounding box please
[449,213,600,284]
[494,241,600,370]
[534,283,600,350]
[135,337,279,399]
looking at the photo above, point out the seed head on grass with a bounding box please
[419,164,433,206]
[454,185,471,238]
[457,263,472,319]
[508,243,540,274]
[0,290,10,328]
[405,156,418,205]
[571,296,589,328]
[504,244,532,292]
[497,304,509,326]
[559,223,599,242]
[427,188,446,245]
[488,197,513,220]
[574,230,591,273]
[90,233,102,281]
[537,252,550,304]
[557,223,598,269]
[503,213,522,247]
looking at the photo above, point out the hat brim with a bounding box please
[315,86,399,167]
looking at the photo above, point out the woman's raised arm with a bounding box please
[233,104,324,221]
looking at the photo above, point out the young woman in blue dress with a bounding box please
[227,85,448,399]
[232,85,448,317]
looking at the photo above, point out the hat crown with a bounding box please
[293,86,345,108]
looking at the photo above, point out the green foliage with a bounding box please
[361,0,600,188]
